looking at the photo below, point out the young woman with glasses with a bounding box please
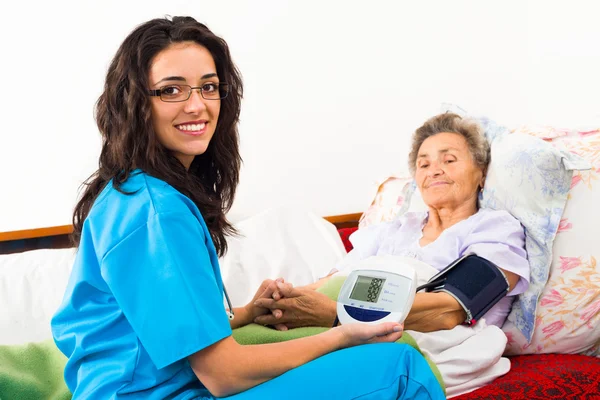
[50,16,444,400]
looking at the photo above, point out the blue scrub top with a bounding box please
[51,171,232,399]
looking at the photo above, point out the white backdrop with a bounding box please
[1,0,599,231]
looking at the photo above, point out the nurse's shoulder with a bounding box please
[84,171,197,254]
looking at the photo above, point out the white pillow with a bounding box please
[219,207,347,306]
[0,248,75,344]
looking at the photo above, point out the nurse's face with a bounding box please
[148,41,221,169]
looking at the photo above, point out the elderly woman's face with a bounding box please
[414,132,484,211]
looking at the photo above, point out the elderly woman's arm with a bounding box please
[406,266,519,330]
[254,285,465,332]
[254,268,520,331]
[404,293,465,331]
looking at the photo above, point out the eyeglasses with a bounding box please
[148,82,229,102]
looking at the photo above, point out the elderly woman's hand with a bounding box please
[240,278,286,327]
[253,282,338,329]
[249,279,291,331]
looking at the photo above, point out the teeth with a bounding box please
[178,123,206,131]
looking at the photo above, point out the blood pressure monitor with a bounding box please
[337,256,418,325]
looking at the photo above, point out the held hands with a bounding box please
[249,280,404,347]
[253,281,337,330]
[242,278,287,325]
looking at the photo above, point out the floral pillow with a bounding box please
[502,128,600,356]
[359,175,414,229]
[478,130,590,342]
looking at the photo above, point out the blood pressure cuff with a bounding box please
[416,254,510,326]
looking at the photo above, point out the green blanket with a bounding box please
[0,277,443,399]
[0,340,71,400]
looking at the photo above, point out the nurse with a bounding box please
[51,16,444,400]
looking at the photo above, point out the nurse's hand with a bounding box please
[337,322,404,348]
[253,282,337,329]
[250,279,293,331]
[241,278,286,326]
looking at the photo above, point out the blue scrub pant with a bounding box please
[217,343,445,400]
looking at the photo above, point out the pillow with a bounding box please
[358,175,414,229]
[216,207,348,307]
[358,109,590,342]
[0,248,75,345]
[510,124,600,141]
[478,130,589,342]
[502,127,600,356]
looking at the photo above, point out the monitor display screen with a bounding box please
[349,275,386,303]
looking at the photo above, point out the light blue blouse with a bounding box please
[51,171,231,399]
[337,209,530,327]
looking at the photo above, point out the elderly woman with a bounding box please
[255,113,530,332]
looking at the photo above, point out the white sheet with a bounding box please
[410,324,509,398]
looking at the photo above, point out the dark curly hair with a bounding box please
[72,16,243,256]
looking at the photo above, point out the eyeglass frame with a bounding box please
[148,82,229,102]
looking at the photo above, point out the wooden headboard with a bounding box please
[0,213,361,255]
[0,225,74,255]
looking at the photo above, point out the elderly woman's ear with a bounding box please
[476,165,487,192]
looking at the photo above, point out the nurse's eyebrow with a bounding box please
[153,73,218,86]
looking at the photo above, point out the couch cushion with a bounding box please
[338,227,359,252]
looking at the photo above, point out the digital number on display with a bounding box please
[349,276,386,303]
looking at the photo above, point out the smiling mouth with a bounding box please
[428,182,449,188]
[176,122,207,132]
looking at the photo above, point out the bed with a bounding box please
[1,213,598,399]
